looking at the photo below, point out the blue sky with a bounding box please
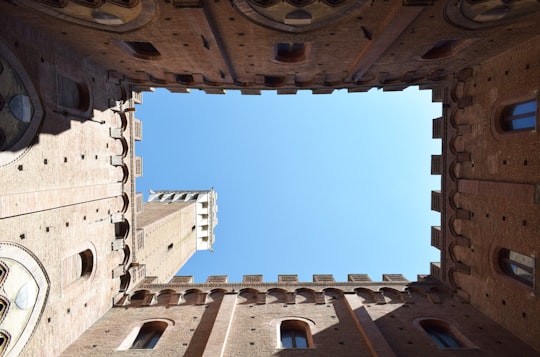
[135,87,441,283]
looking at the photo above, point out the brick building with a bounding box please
[0,0,539,355]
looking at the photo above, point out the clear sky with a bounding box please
[135,87,441,283]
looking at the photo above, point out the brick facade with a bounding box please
[0,0,539,355]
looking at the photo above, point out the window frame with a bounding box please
[499,249,535,288]
[130,321,167,349]
[123,41,161,60]
[274,42,307,63]
[277,319,314,349]
[414,318,477,350]
[499,99,537,132]
[117,319,174,351]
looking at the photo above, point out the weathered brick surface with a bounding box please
[0,0,539,355]
[438,33,540,352]
[63,279,539,356]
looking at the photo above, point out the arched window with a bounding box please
[79,250,94,278]
[61,248,95,286]
[280,320,310,349]
[420,320,462,348]
[500,100,537,132]
[130,321,167,349]
[499,249,534,287]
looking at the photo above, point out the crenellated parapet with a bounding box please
[114,274,450,308]
[147,189,218,251]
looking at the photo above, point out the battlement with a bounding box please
[146,189,218,251]
[134,273,440,289]
[115,272,447,308]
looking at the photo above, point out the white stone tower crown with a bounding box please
[147,189,218,251]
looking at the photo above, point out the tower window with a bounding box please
[275,43,306,63]
[124,42,161,60]
[500,100,537,132]
[421,40,465,60]
[62,248,95,286]
[130,321,168,349]
[56,75,89,111]
[79,249,94,278]
[499,249,534,286]
[418,319,468,348]
[280,320,310,349]
[423,323,462,348]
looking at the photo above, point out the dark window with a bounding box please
[130,290,148,302]
[421,40,463,60]
[264,75,285,87]
[61,249,94,286]
[124,42,161,60]
[119,272,131,292]
[115,221,130,239]
[79,249,94,278]
[500,249,534,286]
[419,320,464,348]
[280,320,309,349]
[275,43,306,63]
[425,324,461,348]
[57,75,89,111]
[501,100,537,131]
[130,321,167,349]
[176,74,195,85]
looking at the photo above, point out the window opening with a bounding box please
[419,319,464,348]
[501,100,536,131]
[79,249,94,278]
[421,40,464,60]
[425,324,462,348]
[499,249,534,286]
[275,43,306,63]
[62,249,94,286]
[56,75,89,111]
[130,321,167,349]
[124,42,161,60]
[280,320,309,348]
